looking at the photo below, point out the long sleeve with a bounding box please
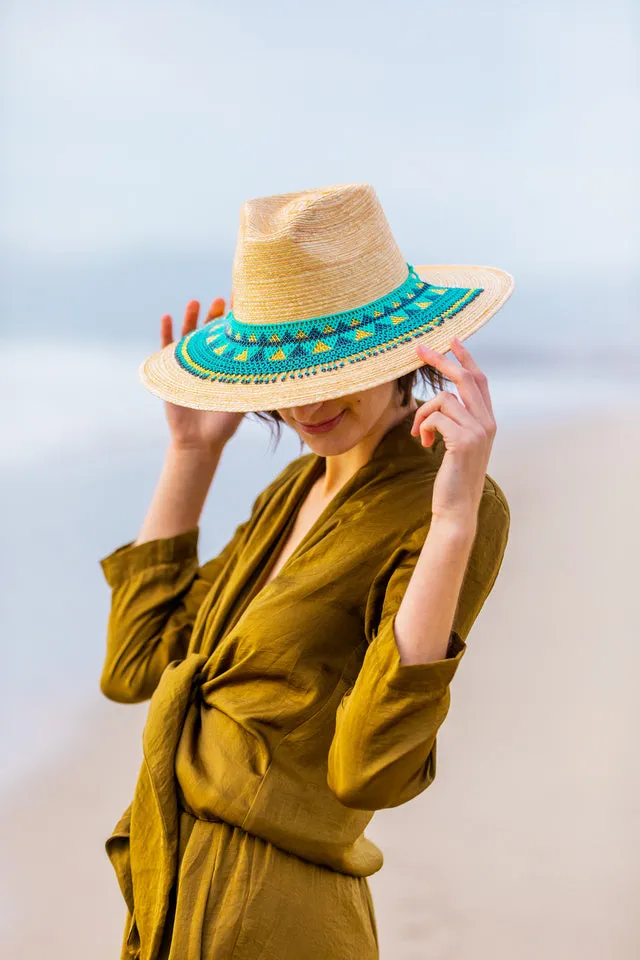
[98,516,253,704]
[327,486,510,811]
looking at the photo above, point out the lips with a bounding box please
[301,414,340,427]
[297,410,345,432]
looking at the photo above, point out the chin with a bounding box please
[303,435,351,456]
[296,413,356,452]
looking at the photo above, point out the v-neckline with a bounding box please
[245,453,331,607]
[237,409,424,614]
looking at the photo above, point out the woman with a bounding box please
[99,183,513,959]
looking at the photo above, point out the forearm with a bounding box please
[393,515,477,665]
[135,441,226,545]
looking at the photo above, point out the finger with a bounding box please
[450,336,495,419]
[410,390,477,435]
[206,297,226,324]
[160,313,173,349]
[416,340,491,425]
[416,410,464,448]
[182,300,200,338]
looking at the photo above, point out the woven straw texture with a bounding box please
[138,184,514,412]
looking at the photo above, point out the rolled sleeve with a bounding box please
[99,527,200,588]
[327,488,509,812]
[98,528,207,704]
[327,616,463,812]
[372,615,467,694]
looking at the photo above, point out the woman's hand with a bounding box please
[411,336,497,529]
[161,296,245,452]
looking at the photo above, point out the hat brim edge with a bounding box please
[138,264,515,412]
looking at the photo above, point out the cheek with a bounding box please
[277,411,295,429]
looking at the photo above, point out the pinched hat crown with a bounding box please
[138,180,514,411]
[231,183,409,325]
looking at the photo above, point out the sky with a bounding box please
[4,0,638,276]
[1,0,639,453]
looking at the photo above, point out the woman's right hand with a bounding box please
[161,296,245,452]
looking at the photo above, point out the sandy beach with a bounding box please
[1,409,639,959]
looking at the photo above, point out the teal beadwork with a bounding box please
[174,264,483,385]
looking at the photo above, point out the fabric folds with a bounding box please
[99,411,511,959]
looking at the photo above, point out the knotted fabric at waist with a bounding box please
[105,653,208,960]
[104,652,382,960]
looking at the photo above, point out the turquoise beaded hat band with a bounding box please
[139,183,515,412]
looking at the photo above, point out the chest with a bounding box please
[260,478,335,587]
[194,472,413,677]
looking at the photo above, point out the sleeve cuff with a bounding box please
[372,623,467,694]
[99,527,200,587]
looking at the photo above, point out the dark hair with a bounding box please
[248,362,452,454]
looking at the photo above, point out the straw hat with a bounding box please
[139,182,514,412]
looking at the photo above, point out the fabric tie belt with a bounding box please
[105,653,209,960]
[105,649,383,958]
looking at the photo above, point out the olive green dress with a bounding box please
[99,411,510,960]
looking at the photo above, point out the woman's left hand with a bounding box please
[411,336,497,529]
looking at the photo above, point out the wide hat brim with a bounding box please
[138,264,514,412]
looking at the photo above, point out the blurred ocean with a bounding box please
[1,337,639,793]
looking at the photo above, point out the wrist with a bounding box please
[168,439,226,461]
[429,512,478,544]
